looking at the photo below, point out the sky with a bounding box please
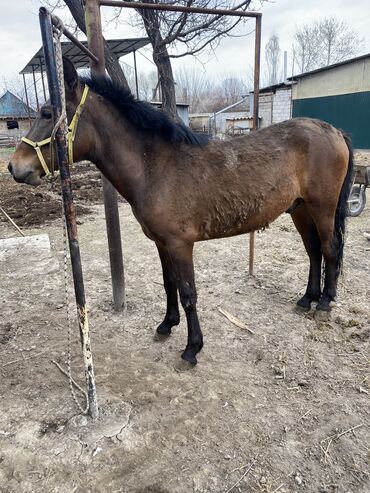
[1,0,370,91]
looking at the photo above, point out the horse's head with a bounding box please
[8,58,90,186]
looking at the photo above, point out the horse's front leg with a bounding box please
[168,241,203,367]
[155,244,180,338]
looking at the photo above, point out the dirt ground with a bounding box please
[0,148,369,493]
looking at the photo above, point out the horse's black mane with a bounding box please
[80,75,209,147]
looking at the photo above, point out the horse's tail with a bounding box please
[335,132,354,275]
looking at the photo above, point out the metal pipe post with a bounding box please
[249,16,262,276]
[99,0,262,18]
[22,74,32,127]
[31,65,40,111]
[85,0,126,312]
[39,57,47,102]
[133,50,139,98]
[39,7,99,419]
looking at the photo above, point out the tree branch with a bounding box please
[63,0,129,89]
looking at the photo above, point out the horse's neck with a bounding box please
[88,98,149,204]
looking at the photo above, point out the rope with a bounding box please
[53,19,89,415]
[51,22,67,177]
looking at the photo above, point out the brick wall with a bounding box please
[0,119,32,141]
[272,88,291,123]
[259,92,273,128]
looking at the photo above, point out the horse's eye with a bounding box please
[41,109,52,119]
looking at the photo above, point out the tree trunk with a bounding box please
[64,0,129,89]
[137,6,178,119]
[152,47,178,118]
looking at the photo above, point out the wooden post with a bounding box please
[85,0,126,311]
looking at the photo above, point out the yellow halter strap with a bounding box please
[21,85,90,177]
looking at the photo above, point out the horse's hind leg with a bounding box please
[306,206,339,313]
[155,245,180,337]
[291,204,322,311]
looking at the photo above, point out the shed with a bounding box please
[251,82,292,129]
[0,91,36,143]
[289,53,370,149]
[151,101,189,126]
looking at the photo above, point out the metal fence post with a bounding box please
[249,15,262,276]
[39,7,98,419]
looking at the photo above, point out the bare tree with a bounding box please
[0,76,38,110]
[42,0,129,88]
[218,74,248,106]
[44,0,265,118]
[265,33,281,85]
[293,16,363,73]
[176,67,250,113]
[318,17,362,65]
[137,70,158,101]
[175,66,211,112]
[113,0,264,117]
[293,23,321,73]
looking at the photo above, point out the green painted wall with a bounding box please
[292,91,370,149]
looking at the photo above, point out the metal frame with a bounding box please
[98,0,262,275]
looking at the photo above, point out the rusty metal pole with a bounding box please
[249,15,262,276]
[85,0,125,311]
[39,7,98,419]
[31,65,40,111]
[133,50,139,98]
[22,74,32,127]
[99,1,261,17]
[39,57,47,102]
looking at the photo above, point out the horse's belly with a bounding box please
[197,210,279,240]
[196,196,292,241]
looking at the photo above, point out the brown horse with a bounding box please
[9,58,353,367]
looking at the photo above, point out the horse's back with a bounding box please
[139,117,350,243]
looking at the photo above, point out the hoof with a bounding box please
[295,303,311,314]
[296,294,320,312]
[174,358,196,373]
[153,332,171,342]
[314,309,331,322]
[155,321,173,339]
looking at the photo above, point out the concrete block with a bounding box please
[0,234,59,278]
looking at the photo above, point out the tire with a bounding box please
[347,185,366,217]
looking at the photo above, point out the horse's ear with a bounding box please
[63,57,78,94]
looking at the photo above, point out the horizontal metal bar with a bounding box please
[99,1,262,18]
[61,28,100,64]
[45,10,100,64]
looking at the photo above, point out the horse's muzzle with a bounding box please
[8,161,41,186]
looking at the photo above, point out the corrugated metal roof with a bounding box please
[20,38,150,74]
[256,53,370,92]
[287,52,370,81]
[0,91,37,119]
[258,82,294,93]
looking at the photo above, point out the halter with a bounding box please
[21,85,90,177]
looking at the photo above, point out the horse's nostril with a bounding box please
[8,162,13,175]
